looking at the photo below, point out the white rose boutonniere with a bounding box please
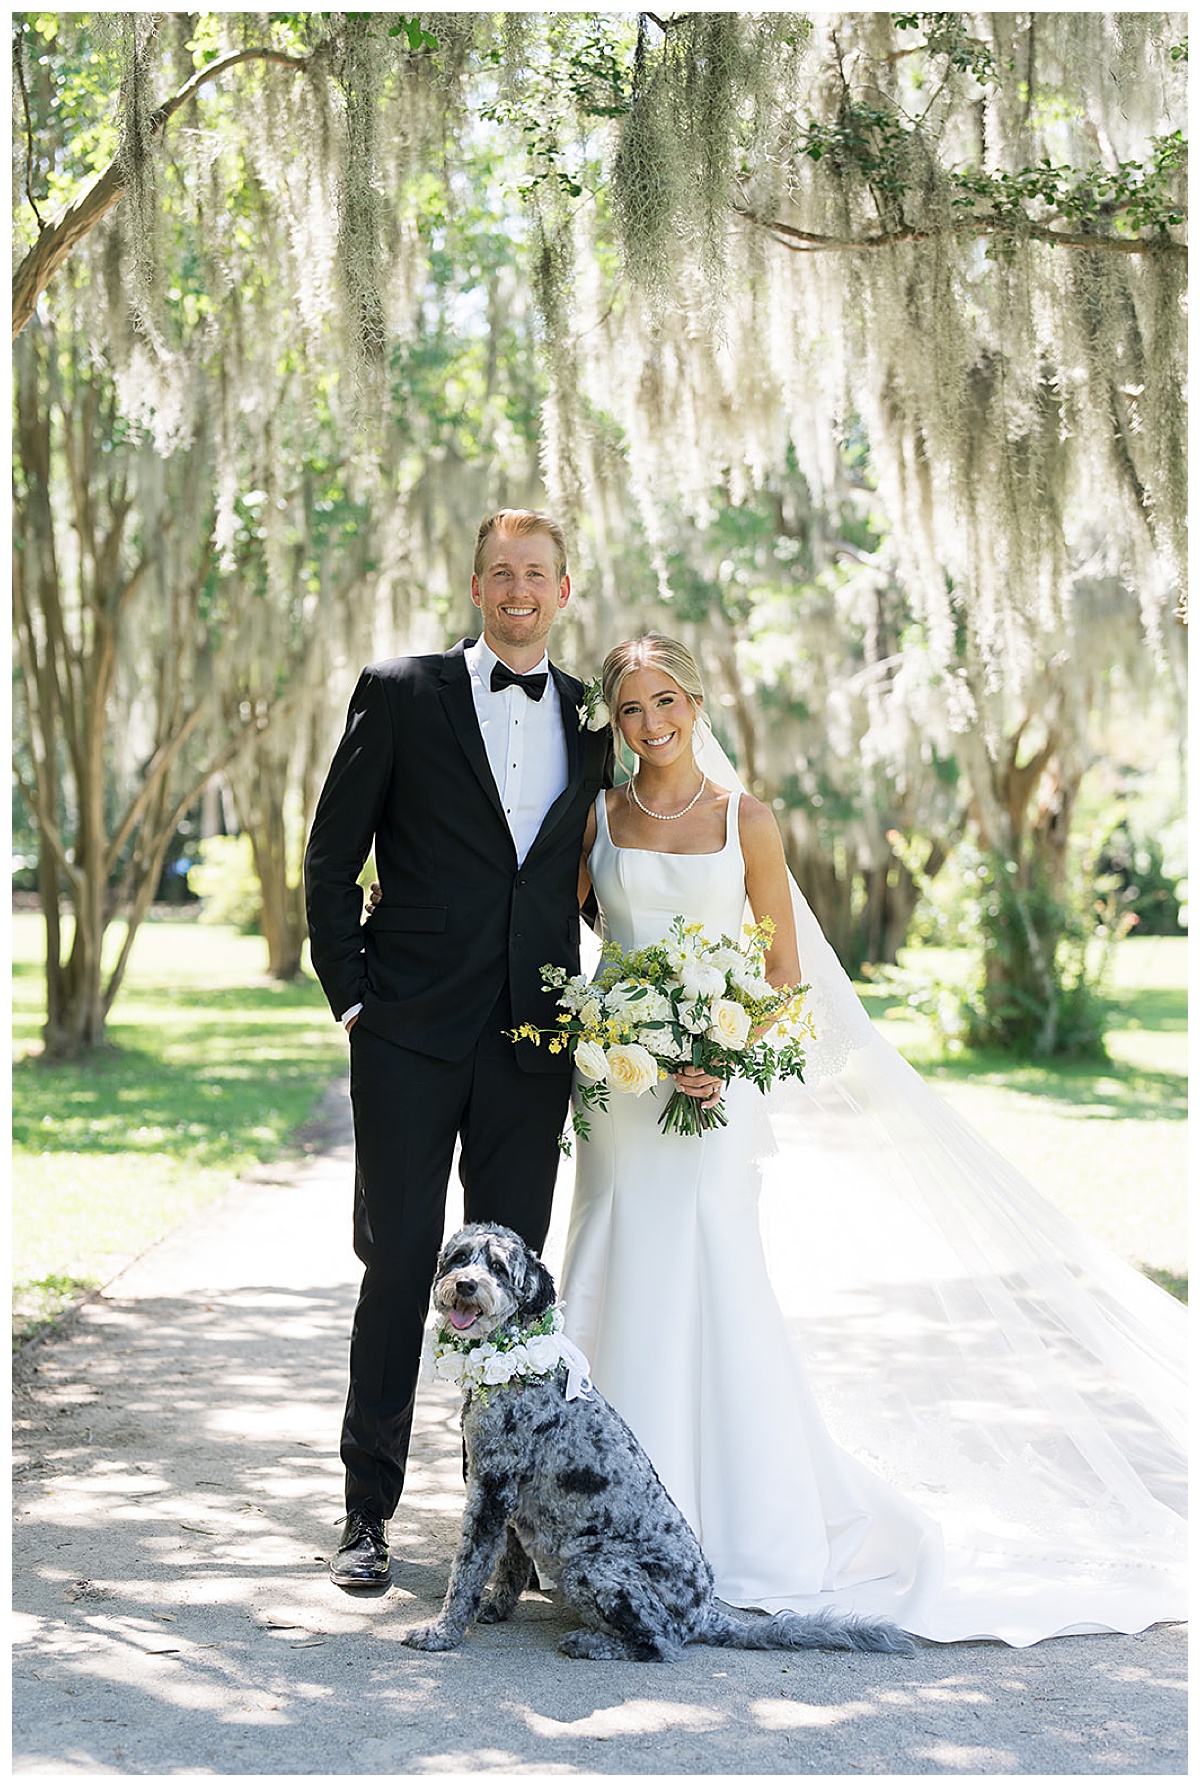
[577,675,610,732]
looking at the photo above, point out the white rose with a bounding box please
[605,1042,659,1097]
[710,946,742,975]
[503,1344,532,1377]
[524,1334,563,1372]
[680,958,726,999]
[708,998,752,1051]
[481,1352,514,1384]
[433,1350,466,1383]
[574,1037,609,1082]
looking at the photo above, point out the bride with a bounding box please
[559,633,1186,1648]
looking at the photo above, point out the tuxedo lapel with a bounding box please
[524,664,586,862]
[555,664,584,788]
[436,641,512,837]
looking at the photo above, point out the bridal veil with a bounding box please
[680,725,1187,1641]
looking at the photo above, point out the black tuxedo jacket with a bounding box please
[304,639,609,1070]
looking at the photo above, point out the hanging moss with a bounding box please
[558,10,1185,692]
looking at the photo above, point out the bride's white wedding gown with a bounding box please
[559,790,1186,1646]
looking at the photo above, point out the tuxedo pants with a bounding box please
[341,992,571,1520]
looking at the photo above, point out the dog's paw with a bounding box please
[559,1627,646,1662]
[476,1596,510,1625]
[401,1621,459,1652]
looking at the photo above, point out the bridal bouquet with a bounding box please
[516,915,812,1140]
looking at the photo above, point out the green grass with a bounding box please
[11,920,1187,1344]
[11,914,347,1345]
[856,935,1187,1294]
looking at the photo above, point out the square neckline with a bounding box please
[599,786,738,858]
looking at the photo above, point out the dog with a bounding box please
[401,1222,915,1661]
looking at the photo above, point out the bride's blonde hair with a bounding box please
[600,634,706,725]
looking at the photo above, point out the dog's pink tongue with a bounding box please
[449,1310,477,1331]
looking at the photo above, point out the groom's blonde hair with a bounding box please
[474,509,568,583]
[601,634,706,719]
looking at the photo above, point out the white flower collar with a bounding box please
[430,1302,594,1402]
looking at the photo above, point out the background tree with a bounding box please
[537,10,1187,1048]
[12,12,1187,1060]
[12,302,259,1054]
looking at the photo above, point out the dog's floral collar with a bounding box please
[430,1303,594,1402]
[577,676,609,733]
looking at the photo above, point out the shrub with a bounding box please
[189,834,262,933]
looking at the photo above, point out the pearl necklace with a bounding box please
[628,773,707,821]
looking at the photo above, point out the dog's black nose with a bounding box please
[455,1278,477,1298]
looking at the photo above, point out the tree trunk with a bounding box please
[227,740,308,982]
[859,857,924,967]
[967,729,1084,1056]
[13,320,251,1054]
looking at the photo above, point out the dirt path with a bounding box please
[12,1080,1186,1776]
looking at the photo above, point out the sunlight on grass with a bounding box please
[12,914,347,1343]
[857,936,1187,1288]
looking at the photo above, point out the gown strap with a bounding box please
[723,787,741,854]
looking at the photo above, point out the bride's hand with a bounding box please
[673,1065,725,1110]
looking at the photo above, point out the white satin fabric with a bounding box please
[559,785,1186,1646]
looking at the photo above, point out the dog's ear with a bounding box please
[521,1251,556,1317]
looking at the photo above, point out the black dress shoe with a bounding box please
[330,1510,389,1587]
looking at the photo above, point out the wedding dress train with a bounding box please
[559,789,1186,1646]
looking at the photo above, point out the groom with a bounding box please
[304,509,608,1588]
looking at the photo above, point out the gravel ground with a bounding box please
[12,1080,1187,1778]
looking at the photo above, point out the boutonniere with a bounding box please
[577,676,610,732]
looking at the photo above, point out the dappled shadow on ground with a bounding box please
[13,1264,1187,1776]
[12,1037,340,1163]
[920,1059,1187,1123]
[850,998,1187,1124]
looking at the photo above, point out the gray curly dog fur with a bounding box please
[401,1222,916,1663]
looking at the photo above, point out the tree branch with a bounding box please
[104,700,211,873]
[12,45,314,341]
[10,752,82,894]
[14,21,46,231]
[736,205,1187,258]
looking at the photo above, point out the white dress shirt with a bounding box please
[464,637,569,865]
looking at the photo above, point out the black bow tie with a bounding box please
[490,664,548,701]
